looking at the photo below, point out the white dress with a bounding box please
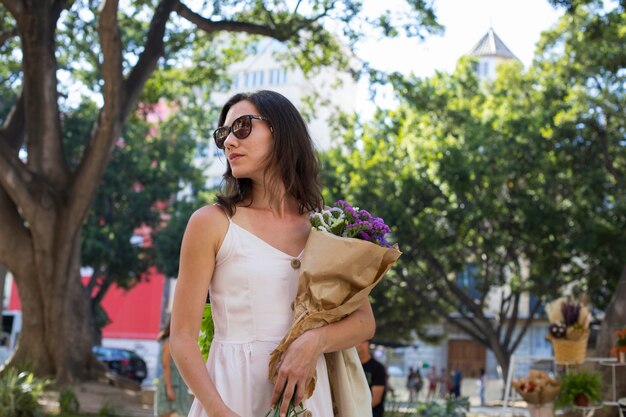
[187,220,333,417]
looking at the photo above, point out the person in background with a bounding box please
[451,369,462,398]
[407,366,422,402]
[357,340,387,417]
[426,366,438,400]
[439,367,450,398]
[154,320,192,417]
[477,368,486,406]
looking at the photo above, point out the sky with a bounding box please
[354,0,564,113]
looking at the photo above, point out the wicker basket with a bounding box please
[549,331,589,364]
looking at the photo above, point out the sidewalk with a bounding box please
[41,378,530,417]
[41,382,154,417]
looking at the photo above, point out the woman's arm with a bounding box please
[270,301,375,415]
[162,340,175,400]
[169,205,239,417]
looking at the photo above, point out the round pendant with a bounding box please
[290,258,301,269]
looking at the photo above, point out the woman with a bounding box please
[155,320,192,417]
[170,90,376,417]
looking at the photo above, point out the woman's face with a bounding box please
[222,100,274,180]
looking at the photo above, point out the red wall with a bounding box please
[8,269,165,340]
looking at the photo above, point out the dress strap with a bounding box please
[214,203,232,222]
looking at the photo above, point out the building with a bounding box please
[468,27,518,80]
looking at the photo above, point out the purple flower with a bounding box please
[311,200,392,247]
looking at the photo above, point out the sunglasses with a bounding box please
[213,114,272,149]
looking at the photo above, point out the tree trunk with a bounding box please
[489,342,511,389]
[6,232,99,383]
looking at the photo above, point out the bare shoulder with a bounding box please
[183,204,229,254]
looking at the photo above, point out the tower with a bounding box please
[468,27,518,79]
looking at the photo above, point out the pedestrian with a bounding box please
[170,90,376,417]
[477,368,486,406]
[356,340,387,417]
[426,366,438,400]
[154,319,192,417]
[451,369,462,398]
[407,367,422,402]
[439,368,452,398]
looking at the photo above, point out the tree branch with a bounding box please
[0,141,38,218]
[0,0,24,18]
[0,91,25,150]
[68,0,124,230]
[509,299,542,353]
[19,5,69,187]
[594,113,623,184]
[405,273,489,345]
[120,0,176,120]
[174,1,291,41]
[0,189,33,278]
[502,292,521,349]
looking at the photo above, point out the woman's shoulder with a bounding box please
[190,203,229,223]
[184,204,230,249]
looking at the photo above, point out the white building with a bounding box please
[468,27,519,80]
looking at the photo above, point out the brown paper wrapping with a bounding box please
[512,370,561,404]
[268,229,401,410]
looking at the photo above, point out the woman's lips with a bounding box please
[229,153,242,162]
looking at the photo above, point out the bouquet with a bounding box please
[545,297,591,364]
[266,200,401,416]
[545,297,591,341]
[512,370,561,405]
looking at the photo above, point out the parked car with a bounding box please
[92,345,147,384]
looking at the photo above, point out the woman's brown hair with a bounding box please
[215,90,323,216]
[157,319,170,341]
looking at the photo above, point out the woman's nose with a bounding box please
[223,132,238,148]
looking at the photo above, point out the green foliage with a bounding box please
[385,397,470,417]
[417,397,470,417]
[198,303,215,362]
[65,95,207,337]
[58,387,80,414]
[152,192,215,279]
[0,368,51,417]
[556,369,603,408]
[321,0,625,352]
[97,402,119,417]
[531,0,626,307]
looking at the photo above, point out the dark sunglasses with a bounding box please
[213,114,272,149]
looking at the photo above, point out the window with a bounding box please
[268,68,286,85]
[232,73,239,89]
[456,264,481,300]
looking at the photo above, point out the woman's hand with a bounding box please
[270,329,323,417]
[166,386,176,401]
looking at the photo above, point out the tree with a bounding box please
[74,97,206,345]
[0,0,441,382]
[322,55,608,379]
[537,0,625,375]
